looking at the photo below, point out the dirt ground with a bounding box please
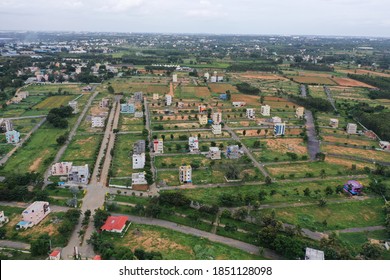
[231,94,259,105]
[337,69,390,78]
[29,150,49,172]
[322,135,374,146]
[332,77,376,88]
[265,138,307,154]
[240,72,287,80]
[91,106,109,116]
[325,156,374,169]
[297,72,332,77]
[291,76,337,85]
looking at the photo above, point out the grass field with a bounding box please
[61,134,103,167]
[119,114,145,132]
[175,86,210,99]
[11,118,41,133]
[259,198,386,231]
[209,83,238,93]
[322,145,390,162]
[290,76,337,85]
[25,84,85,95]
[102,223,262,260]
[33,95,77,110]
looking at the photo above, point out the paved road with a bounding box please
[0,201,70,212]
[118,214,282,259]
[0,240,30,251]
[5,115,47,120]
[300,84,307,97]
[323,86,337,111]
[224,123,270,178]
[44,91,99,183]
[305,110,320,160]
[0,117,46,166]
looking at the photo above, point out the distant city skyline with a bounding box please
[0,0,389,37]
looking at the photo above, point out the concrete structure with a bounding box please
[99,98,110,108]
[179,165,192,184]
[133,92,143,102]
[49,250,61,260]
[101,216,128,234]
[153,139,164,154]
[274,123,286,136]
[133,140,146,154]
[153,93,159,100]
[379,141,390,150]
[177,102,184,108]
[212,124,222,135]
[246,108,255,119]
[226,145,242,159]
[0,211,9,225]
[260,105,271,116]
[2,119,13,132]
[296,107,305,118]
[329,118,339,128]
[204,72,210,80]
[165,94,172,106]
[271,116,282,123]
[133,153,145,169]
[12,91,29,103]
[68,164,89,184]
[5,130,20,144]
[347,123,357,134]
[208,147,221,160]
[120,103,135,114]
[232,102,246,107]
[68,101,78,114]
[212,112,222,125]
[16,201,50,230]
[134,111,143,118]
[132,172,148,190]
[91,116,105,128]
[198,105,207,113]
[305,248,325,260]
[189,136,199,152]
[198,114,208,125]
[172,74,178,83]
[51,162,73,176]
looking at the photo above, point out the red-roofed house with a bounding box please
[93,255,102,260]
[100,216,128,233]
[49,250,61,260]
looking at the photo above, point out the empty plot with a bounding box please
[332,77,376,88]
[33,95,76,110]
[290,76,337,85]
[209,83,238,93]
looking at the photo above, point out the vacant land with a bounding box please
[61,134,102,167]
[33,95,77,110]
[239,73,287,80]
[332,77,376,88]
[322,145,390,162]
[290,76,337,85]
[175,86,210,99]
[337,69,390,78]
[209,84,238,93]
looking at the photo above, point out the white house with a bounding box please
[212,124,222,135]
[91,116,105,128]
[99,98,110,108]
[132,172,148,186]
[51,162,73,176]
[189,137,199,152]
[232,102,246,107]
[260,105,271,116]
[347,123,357,134]
[68,164,89,184]
[296,107,305,118]
[329,118,339,128]
[208,147,221,160]
[133,153,145,169]
[379,141,390,150]
[68,101,78,114]
[198,114,208,125]
[246,108,255,119]
[0,211,9,225]
[153,139,164,154]
[271,116,282,123]
[16,201,50,230]
[212,112,222,124]
[179,165,192,184]
[165,94,172,106]
[172,74,178,83]
[305,247,325,260]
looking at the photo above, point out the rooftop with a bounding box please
[101,216,128,232]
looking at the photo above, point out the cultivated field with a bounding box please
[33,95,77,110]
[209,83,238,93]
[332,77,376,88]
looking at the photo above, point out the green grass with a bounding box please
[260,198,386,231]
[102,223,263,260]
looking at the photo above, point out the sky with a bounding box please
[0,0,389,37]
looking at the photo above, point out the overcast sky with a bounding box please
[0,0,389,37]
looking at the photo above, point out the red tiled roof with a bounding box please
[93,255,102,260]
[100,216,128,232]
[50,250,60,257]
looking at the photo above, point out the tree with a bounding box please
[225,164,240,180]
[0,227,6,239]
[56,134,67,145]
[303,188,311,196]
[93,209,110,229]
[316,152,326,162]
[31,234,51,256]
[265,176,272,185]
[107,85,115,94]
[361,242,383,260]
[258,190,267,201]
[325,186,334,196]
[145,203,161,218]
[113,247,135,260]
[320,169,327,178]
[318,198,327,207]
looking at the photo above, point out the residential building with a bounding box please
[134,111,143,118]
[91,116,105,128]
[6,130,20,144]
[177,102,184,108]
[343,180,363,196]
[347,123,357,134]
[212,112,222,124]
[82,86,92,92]
[274,123,286,136]
[208,147,221,160]
[3,119,13,132]
[51,162,73,176]
[296,107,305,118]
[226,145,242,159]
[153,93,159,100]
[153,139,164,154]
[132,153,145,169]
[271,116,282,123]
[246,108,255,119]
[198,105,207,113]
[232,102,246,107]
[210,76,224,82]
[204,72,210,80]
[305,248,325,260]
[133,92,143,102]
[16,201,50,230]
[17,91,29,99]
[99,98,110,108]
[132,172,148,190]
[133,140,146,154]
[179,165,192,184]
[165,94,172,106]
[0,211,9,224]
[198,114,208,125]
[172,74,178,83]
[120,103,135,114]
[379,141,390,150]
[49,250,61,260]
[219,94,228,100]
[212,124,222,135]
[189,137,199,152]
[68,164,89,184]
[68,101,78,114]
[329,118,339,128]
[261,105,271,116]
[100,216,128,234]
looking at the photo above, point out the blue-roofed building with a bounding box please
[274,123,286,136]
[6,130,20,144]
[219,94,228,100]
[121,103,135,114]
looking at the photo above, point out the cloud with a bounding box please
[96,0,145,13]
[186,9,227,19]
